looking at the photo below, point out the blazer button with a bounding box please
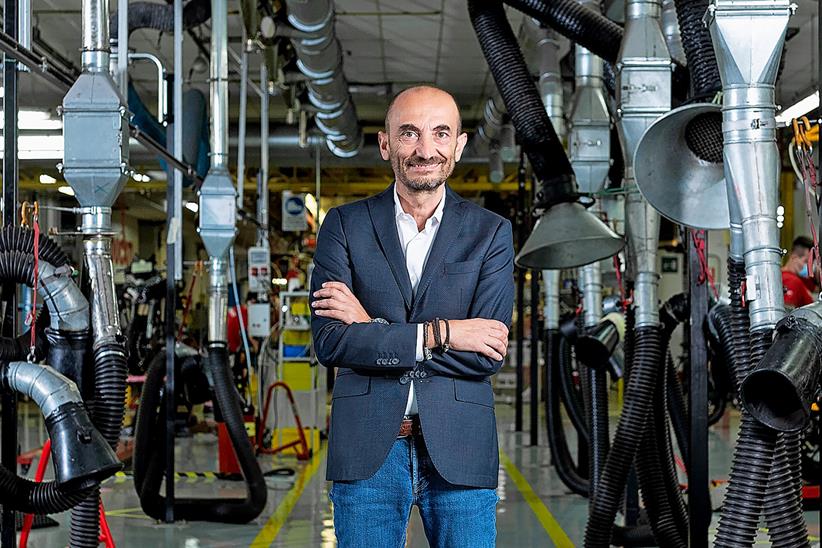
[419,370,428,378]
[391,358,400,365]
[399,375,410,385]
[377,359,384,366]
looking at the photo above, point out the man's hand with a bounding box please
[311,282,371,325]
[433,319,509,362]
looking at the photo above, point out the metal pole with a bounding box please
[258,60,269,245]
[515,153,526,432]
[529,268,540,446]
[688,230,709,546]
[237,43,248,209]
[117,0,127,98]
[161,0,185,524]
[1,0,18,544]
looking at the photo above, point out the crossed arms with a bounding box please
[309,207,515,379]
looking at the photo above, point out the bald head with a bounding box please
[385,85,462,135]
[378,85,468,194]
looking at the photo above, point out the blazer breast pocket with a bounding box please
[332,372,371,399]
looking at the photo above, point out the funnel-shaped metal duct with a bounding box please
[61,0,129,233]
[568,0,611,194]
[517,202,624,269]
[634,103,729,229]
[4,361,120,489]
[616,0,671,328]
[707,0,792,330]
[198,0,237,262]
[285,0,362,157]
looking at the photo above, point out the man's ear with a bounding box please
[454,132,469,162]
[378,131,391,161]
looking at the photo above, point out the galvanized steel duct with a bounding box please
[661,0,686,66]
[533,22,566,142]
[284,0,362,158]
[617,0,671,328]
[568,0,611,195]
[707,0,790,331]
[82,0,109,71]
[210,0,229,169]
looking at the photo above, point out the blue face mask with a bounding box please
[800,264,809,277]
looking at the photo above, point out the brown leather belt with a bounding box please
[397,416,421,438]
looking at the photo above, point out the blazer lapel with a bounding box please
[412,185,466,312]
[367,185,413,310]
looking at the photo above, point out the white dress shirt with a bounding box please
[394,184,446,416]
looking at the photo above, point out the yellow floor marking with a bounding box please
[499,450,574,548]
[250,446,326,547]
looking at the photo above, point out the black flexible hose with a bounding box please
[502,0,690,100]
[666,350,690,466]
[673,0,721,99]
[715,330,777,546]
[504,0,622,63]
[0,226,69,267]
[585,326,663,546]
[559,335,590,446]
[134,345,267,523]
[764,431,810,546]
[467,0,576,209]
[0,242,94,514]
[636,361,686,547]
[70,340,128,548]
[546,330,590,497]
[110,0,211,38]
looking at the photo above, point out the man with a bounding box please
[310,85,514,547]
[782,236,816,308]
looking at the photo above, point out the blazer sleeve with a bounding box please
[310,207,417,371]
[424,218,515,379]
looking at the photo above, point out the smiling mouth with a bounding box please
[407,163,441,171]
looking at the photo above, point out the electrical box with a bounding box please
[247,246,270,293]
[248,302,271,338]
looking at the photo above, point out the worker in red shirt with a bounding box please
[782,236,817,308]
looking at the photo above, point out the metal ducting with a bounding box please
[661,0,686,65]
[567,0,611,195]
[472,90,518,162]
[616,0,671,328]
[61,0,129,234]
[536,28,565,142]
[198,0,237,343]
[284,0,362,158]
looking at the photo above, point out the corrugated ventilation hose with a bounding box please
[134,344,267,523]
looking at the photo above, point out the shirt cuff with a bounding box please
[416,323,424,362]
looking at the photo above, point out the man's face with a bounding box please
[378,88,468,193]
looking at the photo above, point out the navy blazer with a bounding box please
[310,183,514,489]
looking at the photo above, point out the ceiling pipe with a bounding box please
[283,0,363,158]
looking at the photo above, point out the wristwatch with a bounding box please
[369,317,389,325]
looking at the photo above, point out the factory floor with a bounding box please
[12,400,822,547]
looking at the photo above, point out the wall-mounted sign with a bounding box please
[282,191,307,232]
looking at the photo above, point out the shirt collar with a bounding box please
[393,183,446,225]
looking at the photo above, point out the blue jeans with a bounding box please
[329,435,498,547]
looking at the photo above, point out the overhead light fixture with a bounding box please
[184,201,199,213]
[0,135,64,159]
[147,170,167,181]
[39,174,57,185]
[272,278,288,286]
[0,110,63,130]
[58,186,75,196]
[775,91,819,126]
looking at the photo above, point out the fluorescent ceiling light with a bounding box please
[0,134,64,160]
[58,186,75,196]
[147,170,167,181]
[0,110,62,130]
[185,201,199,213]
[39,174,57,185]
[776,91,820,125]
